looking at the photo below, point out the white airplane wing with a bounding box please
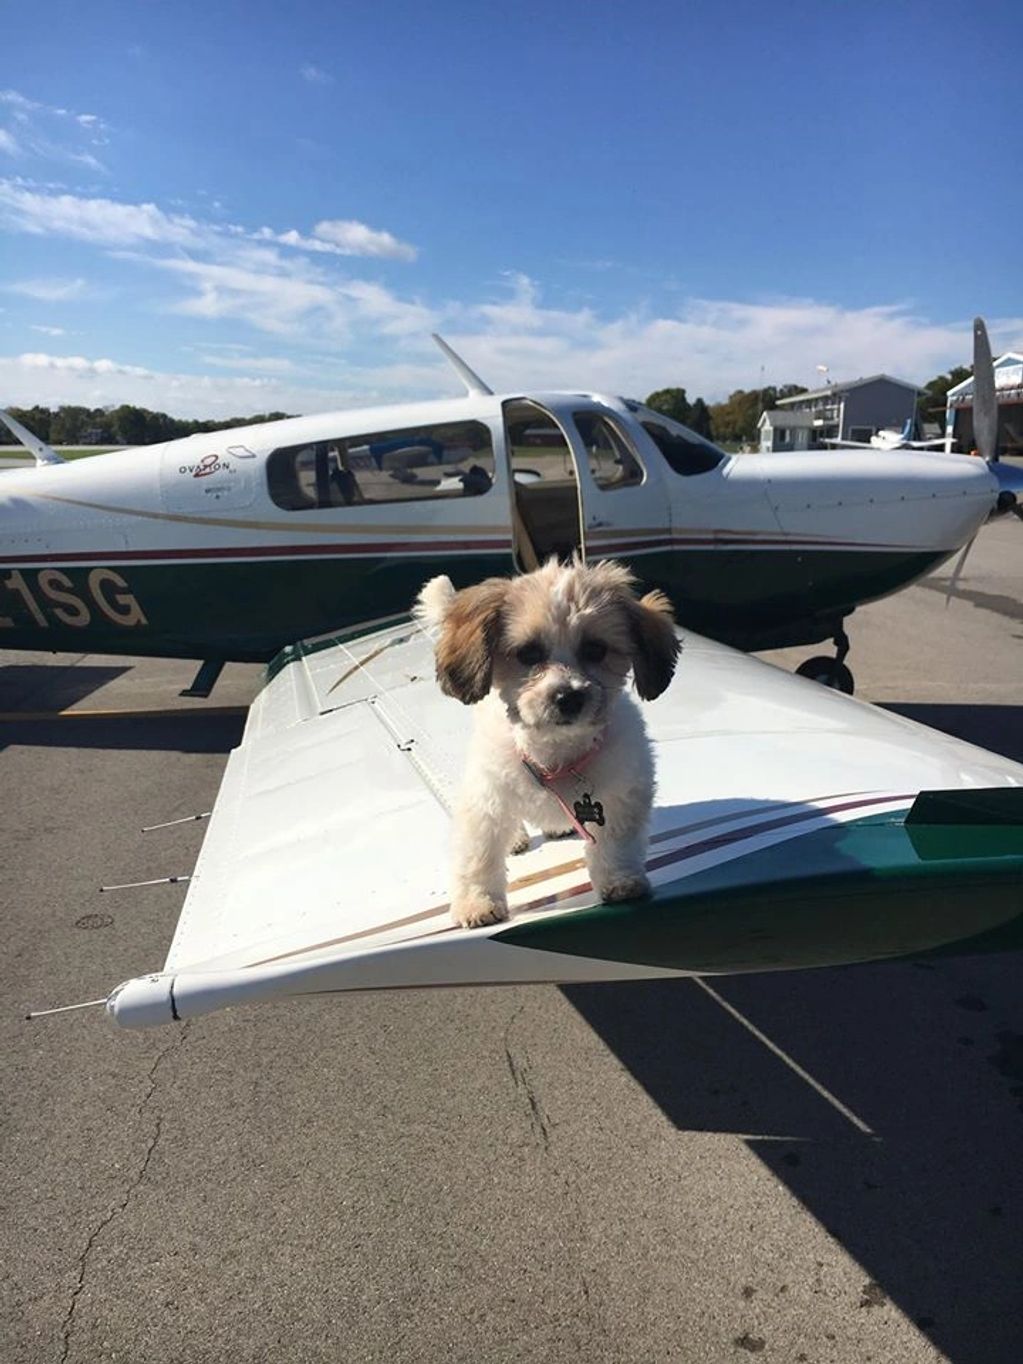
[107,621,1023,1028]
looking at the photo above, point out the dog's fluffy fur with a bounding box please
[415,558,680,928]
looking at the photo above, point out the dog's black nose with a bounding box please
[553,687,586,717]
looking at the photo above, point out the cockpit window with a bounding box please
[640,416,725,476]
[573,411,644,489]
[266,419,494,510]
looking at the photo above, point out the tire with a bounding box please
[795,656,855,694]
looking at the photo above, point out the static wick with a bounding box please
[25,997,108,1021]
[142,811,211,833]
[100,875,191,892]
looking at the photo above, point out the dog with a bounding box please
[415,558,680,929]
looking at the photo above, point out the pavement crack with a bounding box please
[503,1007,552,1152]
[58,1023,189,1364]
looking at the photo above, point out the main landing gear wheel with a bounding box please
[796,625,854,694]
[796,656,855,694]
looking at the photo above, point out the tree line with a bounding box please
[646,362,974,446]
[644,384,809,445]
[5,362,976,452]
[2,404,295,447]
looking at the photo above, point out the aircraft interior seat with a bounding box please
[513,479,582,561]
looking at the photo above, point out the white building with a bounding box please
[757,410,814,452]
[945,352,1023,455]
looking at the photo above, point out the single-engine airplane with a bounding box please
[2,322,1020,695]
[824,416,948,451]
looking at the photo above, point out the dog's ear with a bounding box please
[626,589,680,700]
[434,579,508,704]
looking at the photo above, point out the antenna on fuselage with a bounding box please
[0,408,64,466]
[431,334,494,396]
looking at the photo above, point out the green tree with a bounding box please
[687,397,713,439]
[917,365,971,428]
[8,405,54,441]
[709,384,807,445]
[110,405,150,446]
[49,406,92,444]
[645,387,691,425]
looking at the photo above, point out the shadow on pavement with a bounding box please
[0,662,133,712]
[882,702,1023,764]
[0,712,245,754]
[566,703,1023,1362]
[565,953,1023,1363]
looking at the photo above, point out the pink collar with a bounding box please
[519,729,606,844]
[518,728,605,783]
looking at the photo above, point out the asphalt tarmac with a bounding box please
[2,519,1022,1364]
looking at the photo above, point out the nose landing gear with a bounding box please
[795,626,855,694]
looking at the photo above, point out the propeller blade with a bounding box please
[972,317,998,463]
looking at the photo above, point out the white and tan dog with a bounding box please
[416,558,680,929]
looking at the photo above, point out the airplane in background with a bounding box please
[825,416,948,451]
[2,321,1020,696]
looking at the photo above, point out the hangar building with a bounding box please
[944,352,1023,455]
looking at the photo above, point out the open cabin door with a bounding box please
[503,398,670,576]
[549,400,672,579]
[502,399,586,571]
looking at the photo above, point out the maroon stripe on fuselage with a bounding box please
[0,538,512,565]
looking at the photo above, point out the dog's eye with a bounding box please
[579,638,607,664]
[515,641,547,667]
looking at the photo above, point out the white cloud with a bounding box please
[0,181,420,268]
[313,218,418,262]
[0,89,109,173]
[199,353,296,374]
[0,349,355,418]
[441,283,1023,401]
[2,182,1018,414]
[300,64,332,85]
[0,181,202,246]
[5,276,89,302]
[18,351,153,377]
[30,324,66,336]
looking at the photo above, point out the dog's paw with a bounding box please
[451,890,509,929]
[596,872,651,904]
[509,825,530,855]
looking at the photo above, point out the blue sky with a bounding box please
[2,0,1021,417]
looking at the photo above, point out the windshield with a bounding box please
[623,402,726,476]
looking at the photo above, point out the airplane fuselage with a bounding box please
[0,391,998,662]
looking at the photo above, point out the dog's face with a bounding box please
[432,559,679,730]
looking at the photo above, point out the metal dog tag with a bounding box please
[573,793,605,828]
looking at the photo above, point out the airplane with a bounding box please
[2,322,1020,697]
[70,611,1021,1029]
[824,416,948,451]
